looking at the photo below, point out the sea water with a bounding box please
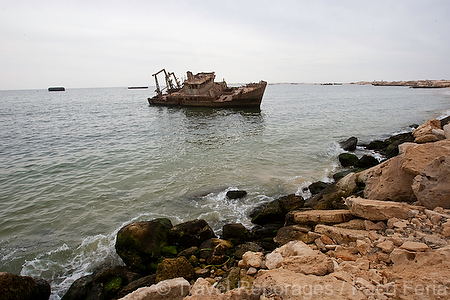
[1,84,449,299]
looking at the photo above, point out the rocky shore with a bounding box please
[2,116,450,300]
[352,79,450,88]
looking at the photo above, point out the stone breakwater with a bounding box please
[2,117,450,300]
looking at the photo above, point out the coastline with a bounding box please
[3,113,450,299]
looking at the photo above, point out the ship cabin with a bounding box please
[184,71,217,95]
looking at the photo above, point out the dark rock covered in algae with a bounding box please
[115,218,173,273]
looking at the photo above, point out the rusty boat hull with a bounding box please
[148,70,267,108]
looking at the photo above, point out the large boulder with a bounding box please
[401,139,450,176]
[339,136,358,151]
[62,266,141,300]
[287,209,354,225]
[168,219,215,248]
[412,156,450,209]
[251,194,304,225]
[412,118,441,143]
[338,153,359,167]
[314,224,370,244]
[345,197,417,221]
[308,181,333,195]
[357,155,417,203]
[0,272,50,300]
[115,218,173,273]
[355,154,379,168]
[221,223,250,245]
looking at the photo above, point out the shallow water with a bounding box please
[0,84,449,298]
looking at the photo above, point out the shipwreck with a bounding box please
[148,69,267,108]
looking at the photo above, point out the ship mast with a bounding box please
[152,69,181,96]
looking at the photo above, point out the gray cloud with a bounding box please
[1,0,449,89]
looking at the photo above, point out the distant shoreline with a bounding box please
[269,79,450,88]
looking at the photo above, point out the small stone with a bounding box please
[442,222,450,237]
[368,231,380,241]
[430,214,443,225]
[434,206,445,213]
[387,218,400,229]
[355,277,376,291]
[377,252,391,263]
[400,241,429,252]
[410,218,422,228]
[364,220,383,231]
[265,252,283,270]
[390,248,416,266]
[393,220,408,229]
[242,251,264,268]
[389,236,404,247]
[367,269,383,285]
[408,209,420,218]
[377,240,395,254]
[247,267,258,275]
[315,238,327,251]
[195,268,210,278]
[356,239,371,256]
[355,258,370,271]
[320,234,334,245]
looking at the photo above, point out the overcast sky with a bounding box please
[1,0,449,90]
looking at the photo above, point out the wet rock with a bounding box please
[384,132,414,158]
[114,274,156,299]
[308,181,333,195]
[226,190,247,199]
[63,266,140,300]
[355,154,379,168]
[215,267,241,292]
[199,238,233,265]
[339,136,358,151]
[115,218,173,273]
[234,242,264,259]
[250,223,283,250]
[168,219,215,248]
[305,173,358,209]
[0,272,50,300]
[177,246,199,259]
[338,152,359,167]
[251,194,304,225]
[119,277,189,300]
[367,140,388,151]
[155,256,195,283]
[222,223,250,244]
[274,225,315,245]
